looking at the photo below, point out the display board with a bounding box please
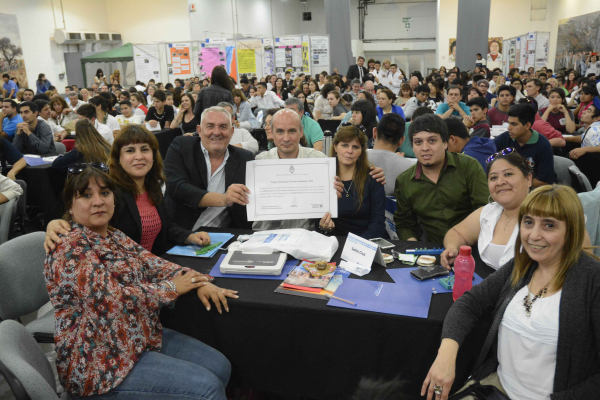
[168,42,191,76]
[236,39,263,80]
[199,38,237,79]
[275,36,303,77]
[132,44,161,82]
[263,38,274,76]
[302,35,310,75]
[310,36,330,75]
[535,32,550,69]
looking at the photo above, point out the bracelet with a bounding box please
[163,280,176,292]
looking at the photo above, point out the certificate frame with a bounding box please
[246,158,338,221]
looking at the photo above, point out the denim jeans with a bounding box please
[73,328,230,400]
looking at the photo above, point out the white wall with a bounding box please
[546,0,600,69]
[106,0,190,44]
[188,0,325,41]
[363,1,436,40]
[1,0,110,91]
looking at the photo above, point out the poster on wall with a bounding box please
[449,38,457,62]
[168,43,191,75]
[302,35,310,74]
[199,39,237,79]
[535,32,550,67]
[0,14,28,89]
[310,36,330,74]
[263,38,274,76]
[555,10,600,73]
[133,45,160,82]
[275,36,302,77]
[515,38,521,70]
[487,37,503,63]
[509,39,516,70]
[236,40,262,79]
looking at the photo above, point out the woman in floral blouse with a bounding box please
[45,165,236,399]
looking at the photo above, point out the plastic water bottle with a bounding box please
[452,246,475,301]
[323,130,333,156]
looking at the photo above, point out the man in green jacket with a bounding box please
[394,114,489,244]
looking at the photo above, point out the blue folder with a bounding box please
[166,233,235,258]
[386,267,484,294]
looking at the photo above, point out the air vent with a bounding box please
[112,34,121,41]
[303,12,312,21]
[68,32,81,40]
[85,33,96,40]
[99,33,109,40]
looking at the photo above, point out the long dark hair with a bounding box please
[96,69,104,78]
[109,125,165,206]
[293,90,313,119]
[62,168,117,221]
[350,99,377,139]
[211,66,233,91]
[37,73,45,83]
[330,125,370,211]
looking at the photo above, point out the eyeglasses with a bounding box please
[341,122,366,135]
[67,162,109,176]
[486,148,516,164]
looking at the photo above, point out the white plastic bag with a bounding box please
[238,229,339,262]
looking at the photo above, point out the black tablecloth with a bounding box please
[160,229,495,399]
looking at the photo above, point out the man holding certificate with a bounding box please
[164,106,253,230]
[249,109,386,238]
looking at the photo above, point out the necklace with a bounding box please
[522,277,552,317]
[502,212,517,230]
[342,180,353,197]
[154,108,165,120]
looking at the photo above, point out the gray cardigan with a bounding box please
[442,252,600,399]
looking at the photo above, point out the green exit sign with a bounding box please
[402,17,413,23]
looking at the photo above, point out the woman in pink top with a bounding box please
[45,125,211,255]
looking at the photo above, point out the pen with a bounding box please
[325,294,356,306]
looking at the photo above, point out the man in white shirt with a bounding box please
[67,92,86,111]
[525,78,550,110]
[218,102,259,155]
[115,100,143,130]
[250,82,285,109]
[33,99,67,142]
[387,64,403,96]
[76,104,114,145]
[253,109,332,231]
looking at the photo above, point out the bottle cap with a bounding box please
[459,246,472,256]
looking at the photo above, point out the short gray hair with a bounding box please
[284,96,304,113]
[216,101,234,111]
[271,108,302,129]
[478,79,490,87]
[68,92,78,98]
[351,79,361,86]
[200,106,231,127]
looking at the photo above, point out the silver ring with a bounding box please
[191,277,196,283]
[434,385,443,395]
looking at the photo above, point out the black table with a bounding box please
[160,229,495,399]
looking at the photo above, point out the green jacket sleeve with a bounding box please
[393,174,419,240]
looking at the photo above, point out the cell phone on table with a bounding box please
[369,237,395,250]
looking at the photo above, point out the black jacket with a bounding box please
[163,136,254,231]
[193,84,234,121]
[282,79,294,89]
[442,253,600,398]
[112,190,192,256]
[346,65,368,81]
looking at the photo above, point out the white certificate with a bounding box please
[246,158,338,221]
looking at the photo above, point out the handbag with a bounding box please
[448,294,514,400]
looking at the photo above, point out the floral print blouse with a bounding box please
[44,223,191,397]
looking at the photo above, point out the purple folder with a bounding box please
[326,279,432,318]
[209,254,299,280]
[386,268,484,294]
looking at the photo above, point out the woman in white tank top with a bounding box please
[441,150,532,270]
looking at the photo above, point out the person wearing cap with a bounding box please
[567,97,600,160]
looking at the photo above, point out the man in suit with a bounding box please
[346,56,368,82]
[282,71,294,89]
[164,106,254,231]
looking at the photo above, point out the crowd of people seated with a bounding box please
[1,55,600,400]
